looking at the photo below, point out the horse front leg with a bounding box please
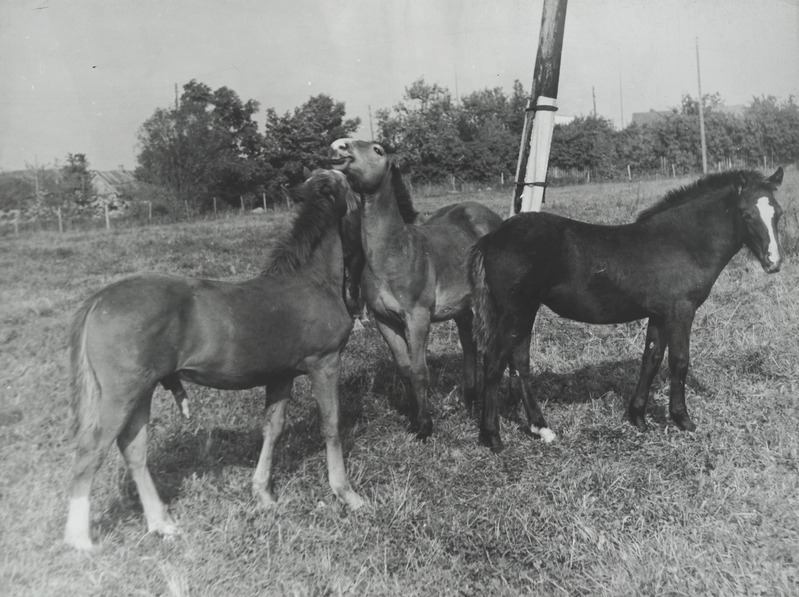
[375,317,432,440]
[252,378,291,508]
[628,317,666,431]
[309,353,364,510]
[665,310,697,432]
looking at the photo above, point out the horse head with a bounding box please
[735,167,784,273]
[290,168,352,219]
[329,138,389,194]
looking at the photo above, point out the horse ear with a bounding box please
[733,173,747,195]
[302,166,312,180]
[767,167,784,189]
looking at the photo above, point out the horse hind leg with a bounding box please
[509,328,556,444]
[310,354,364,510]
[64,386,151,550]
[252,379,291,508]
[116,389,177,539]
[455,311,478,413]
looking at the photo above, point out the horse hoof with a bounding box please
[675,417,697,432]
[64,534,95,552]
[629,415,648,432]
[479,430,503,452]
[344,492,365,510]
[413,419,432,441]
[531,426,557,443]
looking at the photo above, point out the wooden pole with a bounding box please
[262,192,267,211]
[185,200,190,221]
[104,204,110,230]
[240,196,244,212]
[696,37,708,175]
[14,211,19,235]
[213,197,218,217]
[147,201,152,222]
[57,206,63,233]
[512,0,568,215]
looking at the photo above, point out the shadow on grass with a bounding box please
[502,357,708,429]
[117,377,368,510]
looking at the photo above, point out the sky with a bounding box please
[0,0,797,172]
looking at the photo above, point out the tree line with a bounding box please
[135,79,796,211]
[3,78,797,218]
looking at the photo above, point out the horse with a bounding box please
[469,168,784,451]
[329,138,503,439]
[64,169,364,551]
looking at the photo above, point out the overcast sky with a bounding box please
[1,0,797,172]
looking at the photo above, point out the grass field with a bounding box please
[1,171,798,596]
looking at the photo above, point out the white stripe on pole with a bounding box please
[519,96,558,213]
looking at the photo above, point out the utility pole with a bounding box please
[512,0,568,215]
[368,104,375,140]
[592,85,597,118]
[174,83,179,110]
[696,37,708,174]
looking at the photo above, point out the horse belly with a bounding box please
[180,290,351,387]
[545,280,647,324]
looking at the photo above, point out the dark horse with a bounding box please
[329,139,503,439]
[64,169,364,551]
[469,168,784,451]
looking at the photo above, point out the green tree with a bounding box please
[263,94,360,200]
[136,80,263,210]
[745,95,799,166]
[377,78,465,183]
[550,115,617,177]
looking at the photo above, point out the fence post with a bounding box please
[57,206,63,233]
[627,164,632,181]
[671,164,676,178]
[263,192,267,211]
[213,197,218,218]
[14,211,19,235]
[104,204,110,230]
[240,196,244,212]
[147,201,152,222]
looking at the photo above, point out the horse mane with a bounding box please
[636,170,766,221]
[261,173,343,276]
[387,159,420,223]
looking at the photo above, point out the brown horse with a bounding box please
[329,139,503,439]
[64,169,364,551]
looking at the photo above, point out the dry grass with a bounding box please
[1,168,798,596]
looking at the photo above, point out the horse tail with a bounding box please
[468,235,497,355]
[69,296,101,441]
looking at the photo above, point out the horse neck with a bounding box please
[656,193,743,269]
[309,225,346,284]
[359,183,411,261]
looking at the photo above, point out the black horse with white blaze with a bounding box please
[469,168,784,451]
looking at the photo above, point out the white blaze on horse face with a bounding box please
[755,196,780,265]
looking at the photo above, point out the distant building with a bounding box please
[90,169,138,214]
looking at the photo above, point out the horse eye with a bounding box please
[373,146,384,157]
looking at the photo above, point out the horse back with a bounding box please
[418,202,502,320]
